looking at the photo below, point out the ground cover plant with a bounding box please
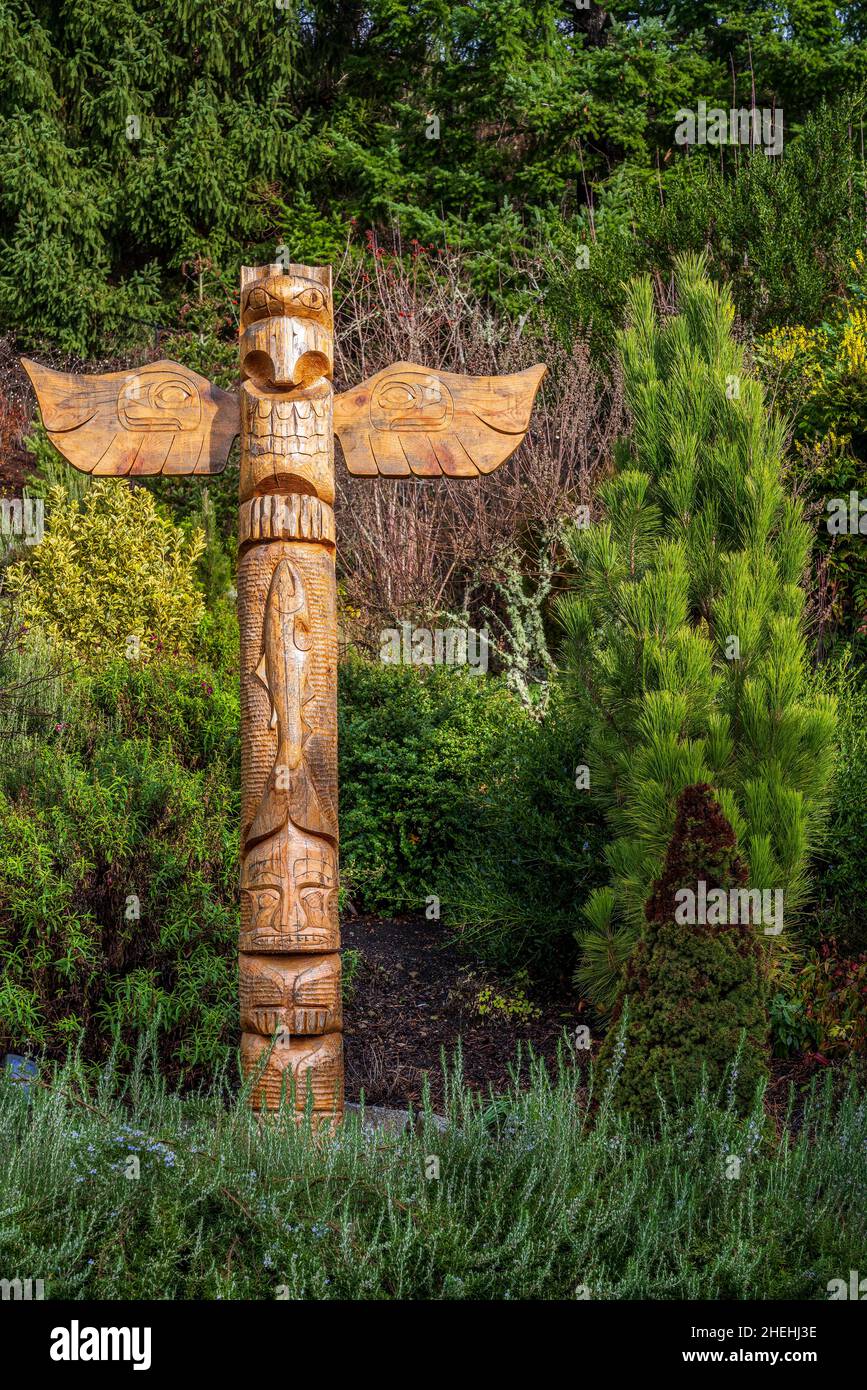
[1,1043,865,1301]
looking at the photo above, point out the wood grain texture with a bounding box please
[21,259,547,1131]
[238,263,342,1123]
[241,1031,343,1120]
[240,953,342,1037]
[333,361,546,477]
[21,358,238,475]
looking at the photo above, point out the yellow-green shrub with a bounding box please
[753,248,867,642]
[7,481,205,662]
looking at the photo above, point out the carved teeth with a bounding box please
[294,399,312,421]
[247,435,324,458]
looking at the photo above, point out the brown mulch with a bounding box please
[341,914,850,1117]
[342,913,588,1110]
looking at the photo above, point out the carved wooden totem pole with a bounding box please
[22,261,545,1127]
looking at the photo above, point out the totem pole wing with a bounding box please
[333,361,546,478]
[21,358,239,476]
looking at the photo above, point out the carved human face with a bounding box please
[239,954,341,1037]
[239,832,338,953]
[240,384,333,503]
[241,1031,343,1116]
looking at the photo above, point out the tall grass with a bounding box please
[1,1040,865,1300]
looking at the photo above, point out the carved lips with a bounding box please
[240,382,334,503]
[239,954,342,1037]
[239,837,339,953]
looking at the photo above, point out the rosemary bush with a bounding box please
[1,1040,864,1300]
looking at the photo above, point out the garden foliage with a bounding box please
[598,784,769,1122]
[1,1044,864,1299]
[559,257,837,1010]
[6,480,205,661]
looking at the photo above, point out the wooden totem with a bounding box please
[22,261,545,1127]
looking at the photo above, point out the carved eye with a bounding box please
[296,288,325,312]
[301,889,325,918]
[154,381,192,409]
[370,373,453,431]
[119,370,201,431]
[379,383,419,411]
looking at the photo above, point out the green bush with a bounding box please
[439,683,607,972]
[2,649,601,1070]
[811,657,867,954]
[558,256,836,1010]
[751,251,867,646]
[6,480,205,662]
[338,657,606,972]
[599,785,770,1123]
[548,99,867,352]
[338,655,530,915]
[1,1044,865,1300]
[0,657,239,1078]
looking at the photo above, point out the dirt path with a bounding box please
[342,914,585,1109]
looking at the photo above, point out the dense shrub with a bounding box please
[753,251,867,646]
[558,257,836,1010]
[797,943,867,1057]
[0,657,239,1078]
[5,480,205,661]
[338,655,538,914]
[1,649,602,1069]
[810,658,867,954]
[2,1046,865,1300]
[338,657,606,971]
[548,99,867,352]
[439,683,607,972]
[599,785,769,1123]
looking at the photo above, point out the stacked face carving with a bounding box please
[237,262,342,1124]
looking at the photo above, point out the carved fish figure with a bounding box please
[247,558,334,846]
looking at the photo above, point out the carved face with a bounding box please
[370,370,453,432]
[239,954,341,1037]
[241,383,333,503]
[239,266,334,504]
[241,1031,343,1116]
[239,833,338,953]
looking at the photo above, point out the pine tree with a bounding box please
[558,255,836,1011]
[597,782,770,1123]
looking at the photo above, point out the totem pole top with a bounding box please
[22,261,545,487]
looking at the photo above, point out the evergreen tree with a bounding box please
[598,782,770,1123]
[558,255,836,1011]
[3,3,865,352]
